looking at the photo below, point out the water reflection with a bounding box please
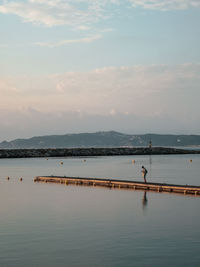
[149,155,152,182]
[149,155,152,166]
[142,191,148,210]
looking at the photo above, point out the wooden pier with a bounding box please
[34,176,200,196]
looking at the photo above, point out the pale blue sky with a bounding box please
[0,0,200,140]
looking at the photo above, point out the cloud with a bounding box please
[0,44,8,48]
[76,25,90,31]
[35,34,102,47]
[1,63,199,115]
[1,0,199,31]
[0,63,200,139]
[0,78,19,94]
[128,0,200,11]
[0,0,111,28]
[50,64,200,116]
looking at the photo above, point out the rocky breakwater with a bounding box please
[0,147,199,159]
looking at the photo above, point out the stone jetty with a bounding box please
[0,147,199,158]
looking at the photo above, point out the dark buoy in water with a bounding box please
[190,159,192,163]
[20,177,23,181]
[7,176,10,180]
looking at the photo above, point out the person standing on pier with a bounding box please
[141,166,148,183]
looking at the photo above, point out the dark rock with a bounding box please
[0,147,199,159]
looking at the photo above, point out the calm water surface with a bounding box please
[0,155,200,266]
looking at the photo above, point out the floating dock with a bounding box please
[34,176,200,196]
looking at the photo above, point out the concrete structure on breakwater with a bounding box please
[0,147,200,158]
[34,176,200,196]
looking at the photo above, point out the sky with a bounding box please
[0,0,200,141]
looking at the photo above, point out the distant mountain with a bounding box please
[0,131,200,149]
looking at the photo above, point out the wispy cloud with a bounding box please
[1,63,199,115]
[35,34,102,47]
[0,63,200,139]
[0,44,8,48]
[0,0,110,28]
[128,0,200,11]
[0,0,199,30]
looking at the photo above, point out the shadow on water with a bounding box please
[142,191,148,211]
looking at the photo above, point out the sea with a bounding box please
[0,153,200,267]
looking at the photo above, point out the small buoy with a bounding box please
[132,160,135,164]
[83,159,86,162]
[20,177,23,181]
[190,159,192,163]
[60,161,63,165]
[46,158,48,160]
[7,176,10,180]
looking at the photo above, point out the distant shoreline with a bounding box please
[1,131,200,149]
[0,147,200,159]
